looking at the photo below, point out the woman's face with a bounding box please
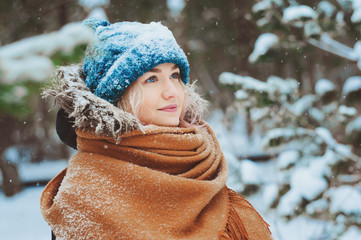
[123,63,185,127]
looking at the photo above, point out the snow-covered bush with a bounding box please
[219,1,361,239]
[0,22,94,118]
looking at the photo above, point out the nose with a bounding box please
[161,78,179,99]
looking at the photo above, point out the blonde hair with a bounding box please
[117,81,207,127]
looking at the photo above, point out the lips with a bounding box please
[159,104,178,112]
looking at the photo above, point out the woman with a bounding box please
[40,19,272,240]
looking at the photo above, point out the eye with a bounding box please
[170,72,180,79]
[145,76,157,83]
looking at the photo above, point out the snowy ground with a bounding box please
[0,160,68,240]
[0,186,50,240]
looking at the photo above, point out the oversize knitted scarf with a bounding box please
[40,65,271,240]
[41,124,271,240]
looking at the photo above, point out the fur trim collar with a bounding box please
[42,65,208,139]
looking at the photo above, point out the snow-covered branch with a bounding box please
[0,23,94,83]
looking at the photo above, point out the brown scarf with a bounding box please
[40,123,271,240]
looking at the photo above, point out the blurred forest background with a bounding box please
[1,0,361,239]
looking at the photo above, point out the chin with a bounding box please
[157,118,180,127]
[141,115,181,127]
[162,121,180,127]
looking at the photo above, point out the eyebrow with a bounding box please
[149,64,179,72]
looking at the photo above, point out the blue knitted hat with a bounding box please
[82,19,190,105]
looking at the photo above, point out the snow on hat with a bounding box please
[82,18,190,105]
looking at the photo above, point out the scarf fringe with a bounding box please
[220,189,271,240]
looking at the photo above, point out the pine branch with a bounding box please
[307,33,358,61]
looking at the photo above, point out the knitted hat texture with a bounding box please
[82,19,190,105]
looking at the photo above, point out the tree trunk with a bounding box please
[0,156,22,197]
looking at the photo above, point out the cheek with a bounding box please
[140,90,157,112]
[180,92,185,106]
[178,85,185,103]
